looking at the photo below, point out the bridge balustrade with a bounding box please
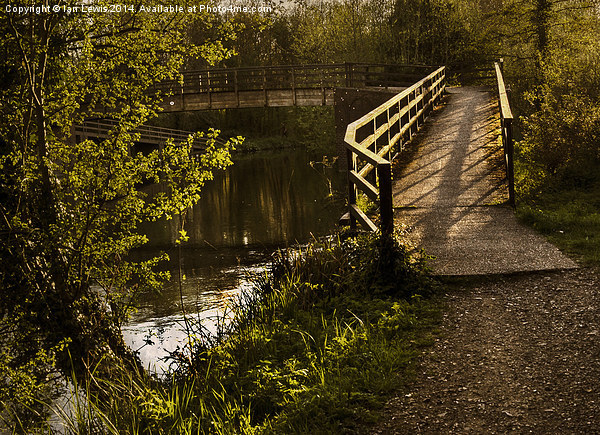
[152,63,437,97]
[74,119,224,152]
[343,66,446,235]
[494,60,515,207]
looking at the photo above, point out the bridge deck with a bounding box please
[393,87,577,275]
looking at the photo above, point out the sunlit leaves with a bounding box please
[0,1,238,424]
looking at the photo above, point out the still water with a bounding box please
[122,148,344,372]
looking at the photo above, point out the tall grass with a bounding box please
[47,232,440,434]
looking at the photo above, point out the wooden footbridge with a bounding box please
[343,62,576,275]
[153,63,435,111]
[77,62,435,150]
[74,118,226,152]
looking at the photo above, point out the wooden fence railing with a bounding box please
[152,63,436,96]
[74,119,225,151]
[494,60,515,207]
[344,66,446,235]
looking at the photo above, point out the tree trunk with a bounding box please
[534,0,551,55]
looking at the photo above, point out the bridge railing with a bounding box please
[494,60,515,207]
[74,119,225,151]
[344,66,446,235]
[152,63,438,96]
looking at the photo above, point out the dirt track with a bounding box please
[373,267,600,434]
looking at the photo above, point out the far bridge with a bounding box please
[79,62,440,156]
[153,63,435,111]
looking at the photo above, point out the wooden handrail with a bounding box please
[154,63,439,97]
[494,60,515,207]
[344,66,446,235]
[74,119,226,151]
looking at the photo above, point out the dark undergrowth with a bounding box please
[35,232,442,434]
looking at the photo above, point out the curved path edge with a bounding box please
[392,86,577,276]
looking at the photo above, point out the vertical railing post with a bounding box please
[207,70,212,109]
[505,118,515,207]
[263,68,268,106]
[291,67,296,106]
[386,107,391,161]
[418,84,424,127]
[345,62,350,87]
[346,148,357,231]
[320,68,325,105]
[234,69,239,108]
[397,100,404,154]
[369,119,377,187]
[372,118,377,155]
[409,91,416,140]
[378,162,393,236]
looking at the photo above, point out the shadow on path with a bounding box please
[392,86,576,275]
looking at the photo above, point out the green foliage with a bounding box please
[0,1,237,427]
[290,107,336,153]
[156,233,439,433]
[517,33,600,189]
[290,0,386,63]
[224,3,293,67]
[389,0,477,68]
[44,233,439,433]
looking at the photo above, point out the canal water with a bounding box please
[122,148,345,373]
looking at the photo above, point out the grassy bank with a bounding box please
[516,180,600,265]
[44,233,441,434]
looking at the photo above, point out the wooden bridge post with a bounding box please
[417,85,424,128]
[207,71,212,109]
[234,69,240,108]
[378,162,394,236]
[320,69,325,105]
[346,149,357,231]
[409,91,416,141]
[505,117,515,207]
[369,119,377,187]
[386,107,392,161]
[396,100,403,154]
[263,68,268,106]
[425,77,433,117]
[345,63,350,87]
[372,118,377,155]
[291,67,296,106]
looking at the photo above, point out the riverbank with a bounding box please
[43,232,442,433]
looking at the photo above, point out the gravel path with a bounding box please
[393,86,576,275]
[372,266,600,434]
